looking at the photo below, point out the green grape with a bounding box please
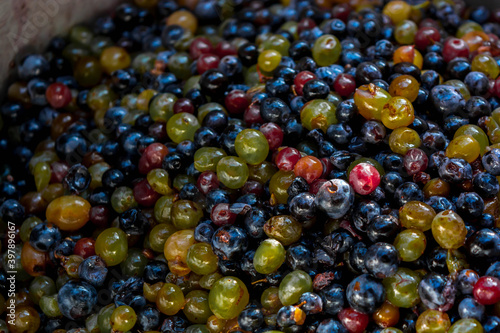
[29,276,56,305]
[258,50,282,75]
[444,79,471,101]
[120,248,148,277]
[111,305,137,332]
[471,53,500,79]
[261,286,283,313]
[208,276,249,319]
[300,99,337,132]
[63,42,91,65]
[147,168,174,195]
[194,147,227,172]
[95,227,128,266]
[167,112,201,143]
[235,129,270,165]
[354,83,392,121]
[153,195,176,224]
[88,162,110,189]
[90,36,114,56]
[269,170,295,204]
[249,161,278,184]
[382,267,421,308]
[39,295,62,318]
[394,229,426,262]
[415,309,451,333]
[253,238,286,274]
[278,270,313,306]
[454,124,489,155]
[33,162,51,191]
[261,34,290,56]
[448,318,483,333]
[207,315,227,333]
[20,216,42,243]
[87,84,116,112]
[149,93,177,122]
[381,329,404,333]
[394,20,417,44]
[184,75,201,95]
[216,156,249,189]
[157,283,185,315]
[85,313,100,333]
[171,200,204,229]
[399,201,436,231]
[111,186,138,213]
[168,52,193,80]
[131,52,156,74]
[187,242,219,275]
[69,25,94,45]
[264,215,302,246]
[431,210,467,249]
[389,127,421,155]
[312,34,341,66]
[149,222,177,252]
[456,21,483,37]
[97,304,115,333]
[200,271,224,290]
[173,174,196,191]
[183,290,214,324]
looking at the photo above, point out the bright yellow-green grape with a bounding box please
[249,161,278,184]
[280,21,298,40]
[261,34,290,56]
[444,79,471,100]
[448,319,483,333]
[446,135,481,163]
[153,194,175,224]
[300,99,338,132]
[20,216,42,242]
[312,34,341,66]
[264,215,302,246]
[111,186,138,213]
[29,276,56,305]
[416,309,451,333]
[149,93,177,122]
[157,283,185,315]
[194,147,227,172]
[381,96,415,129]
[149,222,177,252]
[471,53,500,79]
[382,268,421,308]
[147,169,174,195]
[29,151,58,173]
[235,129,270,165]
[269,170,295,204]
[383,0,412,24]
[200,272,224,290]
[278,270,313,306]
[399,201,436,231]
[120,248,148,277]
[208,276,249,319]
[171,200,204,229]
[33,162,51,192]
[111,305,137,332]
[95,227,128,266]
[389,127,421,155]
[253,238,286,274]
[167,112,201,143]
[431,210,467,249]
[456,21,483,37]
[39,294,62,318]
[258,49,282,75]
[88,162,110,189]
[137,89,158,111]
[164,229,196,276]
[197,103,227,124]
[261,286,283,313]
[395,20,417,44]
[354,83,392,120]
[183,290,213,324]
[187,242,219,275]
[389,74,420,102]
[168,52,192,80]
[454,124,489,155]
[216,156,249,189]
[394,229,426,262]
[97,303,115,333]
[100,46,131,74]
